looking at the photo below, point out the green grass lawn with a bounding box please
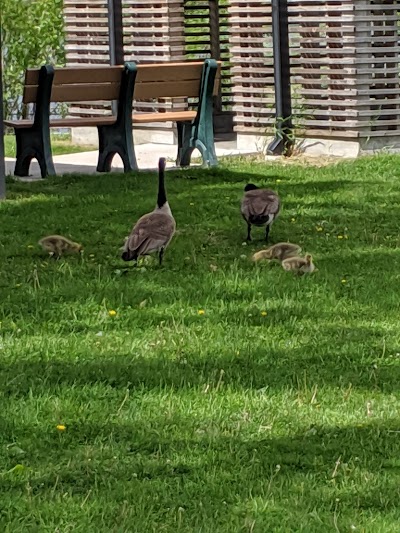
[1,154,400,532]
[4,133,96,158]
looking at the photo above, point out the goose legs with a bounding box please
[246,223,252,242]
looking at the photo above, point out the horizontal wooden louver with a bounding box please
[230,0,400,141]
[229,0,275,134]
[122,0,185,115]
[63,0,400,143]
[64,0,112,118]
[184,0,233,121]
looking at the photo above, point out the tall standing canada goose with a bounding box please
[121,157,176,266]
[240,183,280,243]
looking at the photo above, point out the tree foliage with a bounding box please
[1,0,65,119]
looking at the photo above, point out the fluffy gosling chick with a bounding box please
[38,235,83,258]
[281,254,316,275]
[252,242,302,263]
[122,157,176,266]
[240,183,280,243]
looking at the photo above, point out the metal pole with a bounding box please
[108,0,124,115]
[0,10,6,199]
[266,0,293,156]
[108,0,124,65]
[209,0,222,112]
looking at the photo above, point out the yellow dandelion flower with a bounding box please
[341,279,347,284]
[276,179,282,183]
[316,226,323,232]
[27,245,34,249]
[56,424,66,431]
[337,235,344,239]
[261,311,268,317]
[198,309,205,315]
[291,218,296,223]
[108,309,117,317]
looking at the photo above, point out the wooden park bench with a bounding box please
[4,63,137,178]
[4,59,221,178]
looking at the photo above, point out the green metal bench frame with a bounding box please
[175,59,219,168]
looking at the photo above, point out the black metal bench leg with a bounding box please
[96,124,138,173]
[194,138,218,167]
[194,114,218,167]
[14,127,55,178]
[176,121,194,167]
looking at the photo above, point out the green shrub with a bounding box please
[2,0,65,120]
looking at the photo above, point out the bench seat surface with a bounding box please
[4,110,198,130]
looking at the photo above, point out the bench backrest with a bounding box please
[131,61,221,100]
[23,66,125,104]
[22,60,221,105]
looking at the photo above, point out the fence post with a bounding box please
[209,0,222,113]
[108,0,124,115]
[267,0,293,155]
[0,22,5,199]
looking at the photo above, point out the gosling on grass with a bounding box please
[281,254,316,275]
[38,235,83,258]
[252,242,302,263]
[240,183,280,243]
[121,157,176,266]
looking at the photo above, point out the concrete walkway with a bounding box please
[5,140,256,181]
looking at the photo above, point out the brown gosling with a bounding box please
[252,242,302,263]
[281,254,316,275]
[38,235,83,258]
[240,183,280,243]
[121,157,176,266]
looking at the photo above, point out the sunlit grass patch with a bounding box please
[1,154,400,531]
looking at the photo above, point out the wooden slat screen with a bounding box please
[229,0,275,134]
[230,0,400,141]
[122,0,186,115]
[64,0,112,118]
[184,0,233,115]
[63,0,400,143]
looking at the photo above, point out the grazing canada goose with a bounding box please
[121,157,176,266]
[252,242,302,263]
[281,254,316,275]
[240,183,280,242]
[38,235,83,258]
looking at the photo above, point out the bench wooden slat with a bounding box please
[135,63,204,83]
[5,111,198,130]
[4,117,116,129]
[25,66,123,85]
[24,82,121,104]
[133,110,197,123]
[134,80,201,100]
